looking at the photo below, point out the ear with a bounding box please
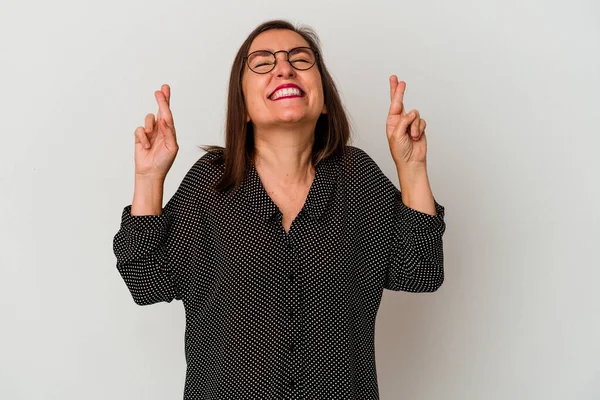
[321,103,328,114]
[246,112,251,122]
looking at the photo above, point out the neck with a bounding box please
[253,125,315,185]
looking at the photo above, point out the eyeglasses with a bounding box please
[244,47,318,74]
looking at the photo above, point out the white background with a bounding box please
[1,0,599,399]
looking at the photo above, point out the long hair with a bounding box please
[202,19,351,192]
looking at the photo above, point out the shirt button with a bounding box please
[289,273,295,283]
[289,308,294,318]
[290,379,296,388]
[289,343,295,352]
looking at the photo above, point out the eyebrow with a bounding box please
[249,46,307,53]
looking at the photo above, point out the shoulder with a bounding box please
[337,145,395,195]
[339,145,383,176]
[197,147,225,168]
[179,148,225,191]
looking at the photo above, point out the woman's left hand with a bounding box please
[386,76,427,167]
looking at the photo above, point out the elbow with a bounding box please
[131,294,155,306]
[422,266,444,292]
[428,272,444,292]
[386,270,444,293]
[116,263,172,306]
[421,256,445,292]
[407,269,444,293]
[119,280,164,306]
[128,288,169,306]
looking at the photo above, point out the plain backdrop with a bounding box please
[1,0,599,399]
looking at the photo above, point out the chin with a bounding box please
[251,109,320,128]
[277,115,305,124]
[278,108,323,123]
[270,110,307,124]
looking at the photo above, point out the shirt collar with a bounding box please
[240,153,340,222]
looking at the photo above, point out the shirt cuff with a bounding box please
[396,191,446,233]
[120,205,172,233]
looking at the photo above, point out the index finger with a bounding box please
[388,80,406,116]
[155,90,173,122]
[161,84,171,106]
[389,75,398,103]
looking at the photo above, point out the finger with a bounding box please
[389,75,398,103]
[161,84,170,106]
[388,80,406,117]
[419,118,427,136]
[134,126,151,149]
[413,119,423,141]
[144,113,155,133]
[394,111,418,139]
[407,109,420,139]
[155,91,177,146]
[155,90,173,124]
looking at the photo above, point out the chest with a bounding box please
[260,180,312,233]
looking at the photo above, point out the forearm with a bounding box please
[131,175,165,215]
[396,163,436,216]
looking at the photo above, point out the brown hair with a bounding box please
[202,19,351,192]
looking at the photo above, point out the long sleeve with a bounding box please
[113,205,178,305]
[348,146,446,293]
[112,159,209,305]
[110,145,446,398]
[384,191,446,292]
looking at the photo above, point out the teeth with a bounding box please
[271,87,302,100]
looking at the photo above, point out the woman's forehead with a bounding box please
[248,29,310,53]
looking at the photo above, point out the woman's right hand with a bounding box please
[134,84,179,181]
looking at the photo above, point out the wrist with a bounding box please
[396,162,428,186]
[135,172,166,184]
[132,176,165,216]
[395,163,436,215]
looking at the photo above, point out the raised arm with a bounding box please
[383,76,445,291]
[113,84,188,305]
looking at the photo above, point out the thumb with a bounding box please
[393,112,418,139]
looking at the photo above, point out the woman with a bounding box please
[113,19,446,399]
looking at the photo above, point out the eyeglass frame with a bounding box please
[243,46,319,74]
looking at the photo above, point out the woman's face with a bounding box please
[242,29,326,130]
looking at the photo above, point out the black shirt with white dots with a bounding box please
[113,145,446,399]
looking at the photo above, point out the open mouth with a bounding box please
[269,87,305,101]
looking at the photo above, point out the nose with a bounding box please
[272,52,296,78]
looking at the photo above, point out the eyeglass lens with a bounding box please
[247,48,316,73]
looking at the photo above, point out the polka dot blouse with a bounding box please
[113,145,446,399]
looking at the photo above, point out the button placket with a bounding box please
[285,232,300,393]
[287,240,296,320]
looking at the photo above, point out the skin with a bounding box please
[241,30,327,231]
[241,29,325,186]
[130,29,436,219]
[386,76,436,215]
